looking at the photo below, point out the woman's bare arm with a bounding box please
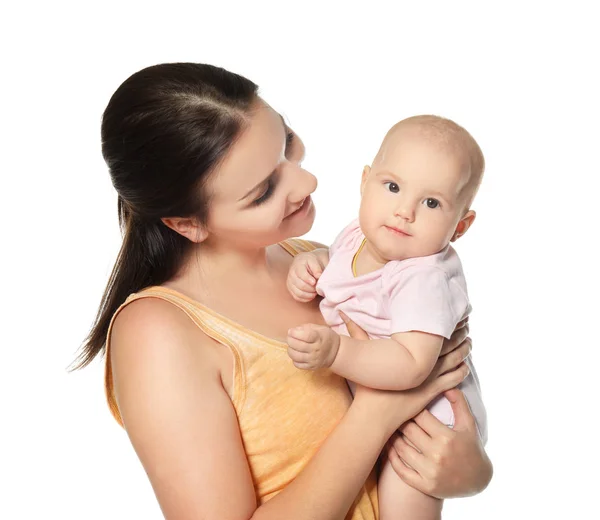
[111,299,258,519]
[111,299,396,519]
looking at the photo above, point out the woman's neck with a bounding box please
[166,241,285,298]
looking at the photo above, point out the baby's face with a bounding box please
[359,128,472,262]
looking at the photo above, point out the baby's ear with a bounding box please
[451,210,476,242]
[360,165,371,194]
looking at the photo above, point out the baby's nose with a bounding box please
[394,203,415,222]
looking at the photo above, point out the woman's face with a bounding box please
[204,99,317,250]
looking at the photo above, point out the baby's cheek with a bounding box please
[415,232,447,257]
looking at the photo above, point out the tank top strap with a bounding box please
[104,238,320,426]
[104,286,246,427]
[278,238,318,256]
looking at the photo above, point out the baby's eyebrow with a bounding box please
[428,189,450,200]
[375,170,402,182]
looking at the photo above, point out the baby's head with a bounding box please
[359,115,484,262]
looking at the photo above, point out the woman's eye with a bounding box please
[286,131,294,148]
[423,198,440,209]
[285,129,307,164]
[253,178,276,206]
[384,182,400,193]
[284,131,295,158]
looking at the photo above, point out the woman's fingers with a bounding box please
[339,311,369,340]
[398,418,433,453]
[455,316,469,330]
[388,445,424,490]
[425,356,469,402]
[435,339,471,377]
[389,434,434,480]
[411,409,455,441]
[443,388,477,432]
[440,324,469,356]
[429,362,470,400]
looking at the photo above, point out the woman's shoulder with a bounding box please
[110,295,222,382]
[112,295,196,343]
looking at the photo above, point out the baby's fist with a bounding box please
[287,252,325,303]
[287,324,341,370]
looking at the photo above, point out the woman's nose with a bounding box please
[289,165,317,203]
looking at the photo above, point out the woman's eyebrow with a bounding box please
[238,115,287,202]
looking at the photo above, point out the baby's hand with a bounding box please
[287,324,341,370]
[287,252,327,303]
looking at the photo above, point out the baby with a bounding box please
[286,115,488,519]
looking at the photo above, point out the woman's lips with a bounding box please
[285,196,311,219]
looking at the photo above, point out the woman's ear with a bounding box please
[451,210,476,242]
[161,216,208,243]
[361,165,371,195]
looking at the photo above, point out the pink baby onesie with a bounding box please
[316,220,487,442]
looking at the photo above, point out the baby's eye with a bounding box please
[423,198,440,209]
[384,182,400,193]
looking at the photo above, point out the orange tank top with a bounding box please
[104,238,378,519]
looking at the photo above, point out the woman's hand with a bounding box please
[384,318,493,498]
[386,389,492,498]
[441,317,469,356]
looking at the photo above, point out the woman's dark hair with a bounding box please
[74,63,258,369]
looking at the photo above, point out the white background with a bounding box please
[2,1,598,518]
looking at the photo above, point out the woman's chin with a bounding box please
[291,200,316,236]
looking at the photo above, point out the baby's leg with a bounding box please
[379,456,442,520]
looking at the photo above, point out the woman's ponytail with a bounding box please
[74,61,258,369]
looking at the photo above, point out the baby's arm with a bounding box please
[287,323,443,390]
[331,332,443,390]
[336,265,465,390]
[286,248,330,302]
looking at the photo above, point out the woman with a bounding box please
[78,63,491,519]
